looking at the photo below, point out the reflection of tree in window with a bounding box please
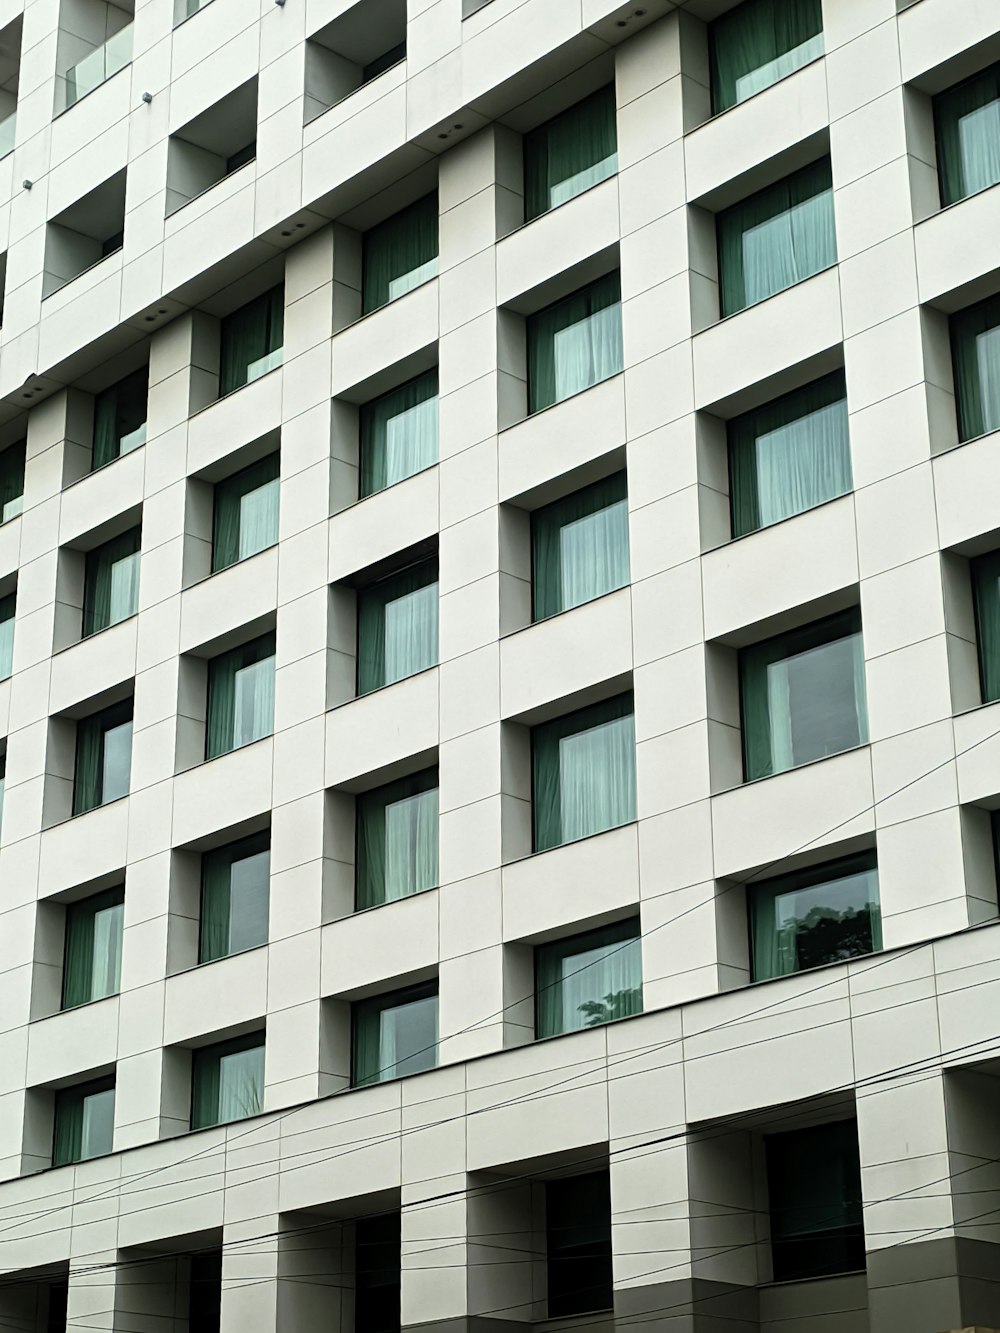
[782,904,876,973]
[577,986,642,1027]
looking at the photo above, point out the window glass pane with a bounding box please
[102,719,132,803]
[536,920,642,1038]
[189,1252,223,1333]
[63,889,123,1008]
[83,529,141,636]
[239,478,280,559]
[532,473,629,619]
[80,1087,115,1160]
[355,1215,401,1333]
[766,1121,864,1281]
[93,367,148,470]
[362,196,438,314]
[232,655,275,748]
[524,86,618,220]
[935,63,1000,205]
[741,611,867,781]
[378,993,437,1081]
[216,1042,264,1124]
[360,371,439,498]
[213,455,280,572]
[972,549,1000,702]
[546,1173,613,1317]
[750,855,881,981]
[219,287,284,396]
[951,295,1000,442]
[108,551,140,625]
[729,372,850,536]
[357,563,438,695]
[710,0,824,113]
[527,272,622,413]
[534,694,636,852]
[0,594,15,679]
[719,160,836,316]
[357,771,439,910]
[90,900,124,999]
[0,442,24,524]
[228,847,270,954]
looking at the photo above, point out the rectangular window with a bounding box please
[535,918,642,1039]
[765,1120,864,1281]
[357,769,438,910]
[362,195,438,314]
[972,549,1000,703]
[729,371,850,537]
[546,1173,613,1317]
[0,591,14,679]
[749,853,881,981]
[191,1034,265,1129]
[527,271,623,413]
[0,755,6,832]
[189,1251,223,1333]
[934,62,1000,207]
[532,693,636,852]
[219,285,284,396]
[740,609,868,782]
[718,158,836,317]
[82,528,141,636]
[352,982,438,1087]
[710,0,823,114]
[73,699,133,815]
[357,561,438,695]
[0,440,25,522]
[52,1077,115,1166]
[951,294,1000,442]
[62,887,125,1009]
[532,472,629,620]
[212,455,280,572]
[46,1279,68,1333]
[360,370,438,498]
[92,367,148,470]
[200,833,270,963]
[363,43,406,84]
[355,1214,401,1333]
[524,85,618,221]
[205,633,276,759]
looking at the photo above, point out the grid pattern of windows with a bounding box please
[0,1,998,1328]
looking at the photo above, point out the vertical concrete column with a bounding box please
[822,0,975,945]
[436,126,520,1065]
[617,14,723,1010]
[221,1172,282,1333]
[266,227,337,1110]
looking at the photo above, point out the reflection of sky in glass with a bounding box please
[229,850,270,953]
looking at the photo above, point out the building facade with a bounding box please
[0,0,997,1329]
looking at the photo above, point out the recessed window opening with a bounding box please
[166,79,259,215]
[765,1120,864,1281]
[362,195,438,314]
[212,453,280,572]
[0,16,23,160]
[934,60,1000,207]
[205,633,276,759]
[950,293,1000,442]
[352,982,438,1086]
[535,918,642,1038]
[82,528,141,636]
[199,833,270,963]
[527,272,623,413]
[93,367,148,469]
[0,441,24,523]
[304,0,406,122]
[357,559,438,695]
[62,887,125,1008]
[73,698,133,815]
[43,170,128,297]
[524,85,618,221]
[191,1034,265,1128]
[57,0,133,112]
[709,0,824,114]
[356,769,439,910]
[219,286,284,396]
[359,370,439,498]
[531,471,629,620]
[53,1076,115,1165]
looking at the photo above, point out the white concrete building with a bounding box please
[0,0,997,1328]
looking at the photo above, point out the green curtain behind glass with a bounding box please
[728,370,850,536]
[52,1088,84,1166]
[83,528,141,636]
[0,592,14,679]
[63,887,124,1008]
[972,549,1000,702]
[92,367,149,470]
[200,833,270,963]
[740,609,866,781]
[213,454,280,572]
[192,1036,264,1129]
[750,853,880,981]
[533,693,636,852]
[527,271,623,413]
[219,286,284,396]
[206,633,276,759]
[934,63,1000,206]
[719,158,836,316]
[74,700,133,815]
[951,294,1000,442]
[0,441,25,522]
[524,85,618,220]
[532,472,629,619]
[360,370,439,497]
[535,919,642,1039]
[53,1080,114,1166]
[357,561,438,695]
[356,769,439,909]
[710,0,824,113]
[362,195,439,314]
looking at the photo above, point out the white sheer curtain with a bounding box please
[0,616,13,679]
[554,933,641,1035]
[384,584,438,685]
[217,1045,264,1124]
[559,498,629,609]
[384,787,439,901]
[80,1088,115,1160]
[108,552,140,625]
[233,656,275,748]
[754,398,850,527]
[558,713,636,842]
[734,32,823,102]
[976,325,1000,435]
[959,99,1000,197]
[238,478,280,560]
[553,303,623,403]
[741,187,835,306]
[102,720,132,802]
[765,658,794,774]
[385,397,439,487]
[91,900,123,1000]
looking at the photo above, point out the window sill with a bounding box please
[342,663,438,708]
[59,793,130,826]
[932,422,1000,459]
[306,57,407,124]
[173,0,216,29]
[169,940,269,978]
[713,261,838,326]
[690,52,826,131]
[201,732,274,767]
[347,274,439,331]
[165,157,256,220]
[41,247,124,302]
[501,583,630,641]
[352,460,439,509]
[748,945,881,990]
[192,360,283,418]
[505,817,638,868]
[30,992,120,1025]
[703,490,852,556]
[52,615,138,658]
[501,171,619,241]
[188,540,279,589]
[503,370,624,435]
[728,740,870,796]
[350,883,439,917]
[921,173,1000,220]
